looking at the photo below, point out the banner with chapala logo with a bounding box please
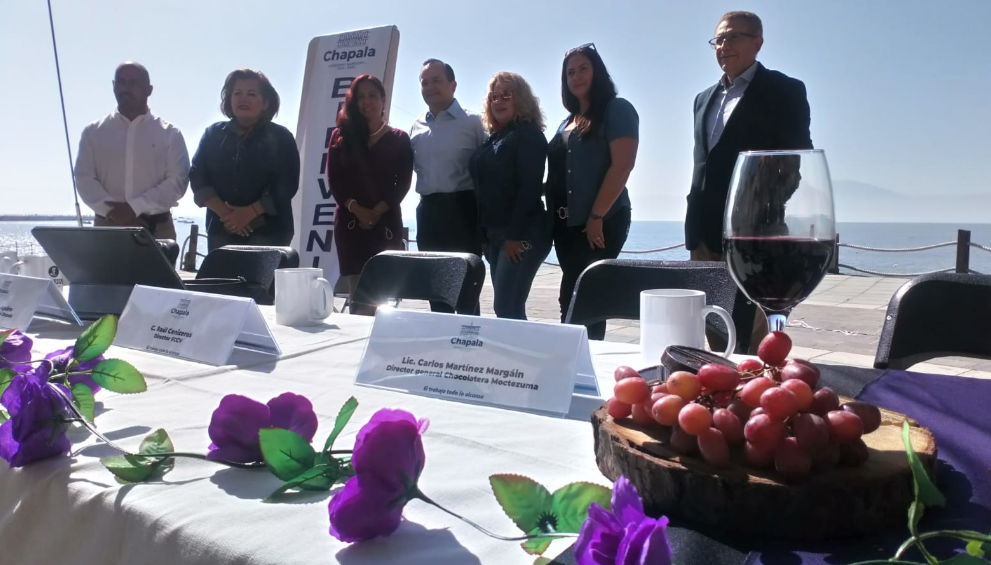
[290,26,401,291]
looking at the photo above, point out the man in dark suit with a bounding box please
[686,11,813,261]
[685,11,812,351]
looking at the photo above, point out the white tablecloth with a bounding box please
[1,310,641,565]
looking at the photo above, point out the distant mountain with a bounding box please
[833,180,991,223]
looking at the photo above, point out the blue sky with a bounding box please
[1,0,989,221]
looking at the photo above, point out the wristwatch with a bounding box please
[589,212,605,221]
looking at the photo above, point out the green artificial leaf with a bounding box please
[73,315,118,362]
[0,410,8,423]
[100,429,175,483]
[490,474,553,551]
[939,554,988,564]
[0,368,15,400]
[324,396,358,453]
[0,329,13,347]
[259,428,316,481]
[909,501,925,533]
[521,537,554,556]
[965,539,985,557]
[90,359,147,394]
[139,429,175,458]
[265,465,341,501]
[550,481,612,533]
[101,454,160,483]
[71,384,96,422]
[517,482,613,556]
[903,420,946,508]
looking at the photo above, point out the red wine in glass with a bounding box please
[724,236,833,312]
[723,150,835,332]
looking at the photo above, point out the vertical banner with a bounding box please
[291,26,401,290]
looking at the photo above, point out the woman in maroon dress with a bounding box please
[327,75,413,309]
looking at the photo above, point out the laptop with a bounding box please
[31,226,184,320]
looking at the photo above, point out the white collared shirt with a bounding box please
[409,99,486,195]
[74,110,190,216]
[705,61,760,148]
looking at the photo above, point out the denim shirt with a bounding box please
[189,120,300,238]
[546,97,638,227]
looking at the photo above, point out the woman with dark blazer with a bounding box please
[546,44,639,338]
[189,68,300,252]
[469,72,550,320]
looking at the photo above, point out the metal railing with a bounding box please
[180,225,990,279]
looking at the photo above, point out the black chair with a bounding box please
[187,246,299,305]
[564,259,758,354]
[350,251,485,315]
[157,239,180,268]
[874,273,991,370]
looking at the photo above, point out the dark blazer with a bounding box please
[685,63,812,252]
[469,122,548,241]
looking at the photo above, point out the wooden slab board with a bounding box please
[591,400,937,540]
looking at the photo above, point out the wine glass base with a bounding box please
[766,313,788,332]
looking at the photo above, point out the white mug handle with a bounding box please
[702,304,737,358]
[310,277,333,321]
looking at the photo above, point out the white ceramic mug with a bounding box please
[275,268,333,327]
[639,289,737,365]
[0,251,17,274]
[10,254,69,289]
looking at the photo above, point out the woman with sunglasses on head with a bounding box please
[326,74,413,310]
[547,43,639,338]
[469,72,550,320]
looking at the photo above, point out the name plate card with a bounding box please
[355,308,599,417]
[116,285,281,366]
[0,273,81,329]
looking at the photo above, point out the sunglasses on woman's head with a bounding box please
[566,42,596,55]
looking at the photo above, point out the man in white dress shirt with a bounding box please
[74,62,190,240]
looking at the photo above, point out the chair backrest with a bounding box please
[565,259,757,354]
[157,239,180,268]
[192,246,299,305]
[874,273,991,370]
[350,251,485,315]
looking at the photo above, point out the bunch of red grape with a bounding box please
[608,331,882,481]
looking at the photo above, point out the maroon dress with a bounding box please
[326,128,413,275]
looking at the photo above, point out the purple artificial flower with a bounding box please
[0,331,33,370]
[0,373,72,467]
[327,408,429,542]
[30,347,103,393]
[574,476,673,565]
[206,392,318,464]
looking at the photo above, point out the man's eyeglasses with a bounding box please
[488,91,513,103]
[708,32,757,48]
[566,42,596,55]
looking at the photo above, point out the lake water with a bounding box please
[3,219,990,277]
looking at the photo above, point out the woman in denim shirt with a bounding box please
[469,72,550,320]
[189,69,300,252]
[546,44,639,338]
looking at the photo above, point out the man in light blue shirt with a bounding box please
[410,59,486,254]
[409,59,486,313]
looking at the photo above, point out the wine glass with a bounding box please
[723,149,835,333]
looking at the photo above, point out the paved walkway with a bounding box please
[332,266,991,379]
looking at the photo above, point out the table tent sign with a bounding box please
[355,308,599,417]
[0,273,81,329]
[116,285,280,366]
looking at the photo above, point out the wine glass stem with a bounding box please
[766,313,788,332]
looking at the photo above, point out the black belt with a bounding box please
[421,191,474,201]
